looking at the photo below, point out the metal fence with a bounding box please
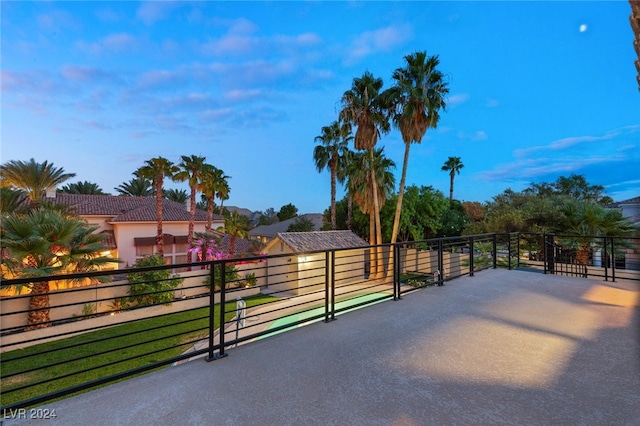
[1,232,638,410]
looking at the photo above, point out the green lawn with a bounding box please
[1,294,278,408]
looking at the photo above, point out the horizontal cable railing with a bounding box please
[1,232,638,410]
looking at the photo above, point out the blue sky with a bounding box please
[2,1,638,214]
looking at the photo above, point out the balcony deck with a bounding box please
[5,269,639,425]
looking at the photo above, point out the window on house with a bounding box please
[136,245,154,256]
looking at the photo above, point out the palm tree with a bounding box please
[216,179,230,214]
[223,210,251,256]
[115,176,153,196]
[441,156,464,202]
[0,158,76,202]
[174,155,207,262]
[200,165,230,232]
[348,148,395,277]
[340,71,390,278]
[384,52,449,243]
[164,188,188,203]
[558,200,636,267]
[1,208,115,328]
[337,147,357,230]
[0,187,28,215]
[313,120,352,230]
[135,157,179,257]
[60,181,106,195]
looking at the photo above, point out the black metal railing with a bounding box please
[1,232,638,410]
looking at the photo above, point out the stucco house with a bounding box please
[249,213,325,244]
[49,193,225,269]
[608,195,640,270]
[262,230,368,295]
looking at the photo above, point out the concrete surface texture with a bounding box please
[4,269,639,425]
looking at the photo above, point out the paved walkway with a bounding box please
[4,269,639,425]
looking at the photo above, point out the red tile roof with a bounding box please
[50,194,218,223]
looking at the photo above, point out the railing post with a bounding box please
[516,233,520,269]
[469,236,475,277]
[394,243,401,300]
[610,238,616,282]
[205,261,222,361]
[437,239,445,285]
[507,234,512,270]
[603,237,609,282]
[217,260,228,359]
[492,233,498,269]
[544,233,555,274]
[324,250,330,322]
[324,250,336,322]
[332,250,337,320]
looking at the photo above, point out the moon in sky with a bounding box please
[579,24,588,33]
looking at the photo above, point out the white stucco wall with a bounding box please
[112,221,209,268]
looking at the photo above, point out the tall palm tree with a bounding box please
[337,147,357,230]
[0,158,76,202]
[216,179,230,214]
[1,208,115,328]
[223,210,251,256]
[135,157,179,257]
[60,181,106,195]
[200,165,230,232]
[174,155,207,262]
[441,156,464,202]
[313,120,352,230]
[384,51,449,243]
[349,149,396,275]
[340,71,390,278]
[115,176,154,196]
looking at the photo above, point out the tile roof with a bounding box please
[607,196,640,208]
[98,230,117,249]
[50,194,216,223]
[249,214,324,238]
[275,230,368,253]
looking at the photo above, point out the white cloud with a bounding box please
[479,126,640,182]
[135,69,183,90]
[448,93,470,106]
[223,89,263,102]
[457,130,487,141]
[76,33,138,54]
[346,24,413,63]
[200,108,233,122]
[513,129,623,159]
[137,1,179,25]
[61,66,114,82]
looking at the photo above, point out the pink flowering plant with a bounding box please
[188,233,226,262]
[189,232,239,289]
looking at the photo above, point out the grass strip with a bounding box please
[1,294,278,407]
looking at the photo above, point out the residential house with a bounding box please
[263,230,368,295]
[608,196,640,270]
[49,194,225,268]
[249,213,325,244]
[223,206,261,225]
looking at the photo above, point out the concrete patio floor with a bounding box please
[4,269,639,425]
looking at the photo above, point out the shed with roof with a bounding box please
[263,231,368,295]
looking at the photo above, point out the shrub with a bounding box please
[204,263,239,291]
[126,255,184,306]
[243,272,257,288]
